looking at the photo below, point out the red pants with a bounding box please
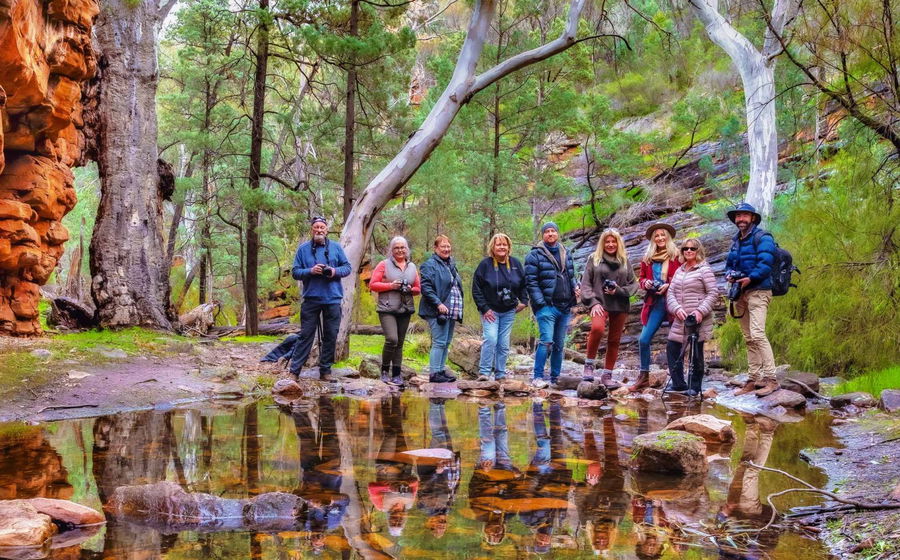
[586,311,627,370]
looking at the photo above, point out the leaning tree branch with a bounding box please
[748,461,900,531]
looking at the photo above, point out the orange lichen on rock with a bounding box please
[0,0,98,336]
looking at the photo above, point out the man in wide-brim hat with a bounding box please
[724,202,779,398]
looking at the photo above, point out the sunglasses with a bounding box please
[681,246,698,252]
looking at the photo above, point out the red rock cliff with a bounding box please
[0,0,98,335]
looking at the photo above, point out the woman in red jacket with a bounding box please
[630,223,680,392]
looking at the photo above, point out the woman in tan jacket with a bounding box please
[665,238,718,396]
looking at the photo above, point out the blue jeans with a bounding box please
[638,299,667,370]
[427,317,456,374]
[530,401,563,475]
[478,403,512,469]
[533,305,570,381]
[478,310,516,377]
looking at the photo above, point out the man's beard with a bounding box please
[313,234,326,245]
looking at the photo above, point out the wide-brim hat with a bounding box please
[726,202,761,224]
[644,222,676,240]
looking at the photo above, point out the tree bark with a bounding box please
[688,0,798,220]
[244,0,270,336]
[342,0,360,222]
[335,0,588,358]
[91,0,175,330]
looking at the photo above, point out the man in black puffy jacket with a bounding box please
[525,222,579,388]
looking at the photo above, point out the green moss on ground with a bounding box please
[833,366,900,398]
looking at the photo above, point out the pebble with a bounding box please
[30,349,52,359]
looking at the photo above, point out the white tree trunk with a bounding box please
[334,0,587,356]
[689,0,798,220]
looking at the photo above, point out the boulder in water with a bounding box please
[830,392,876,409]
[0,500,56,547]
[576,381,608,400]
[272,378,303,398]
[760,389,807,410]
[879,389,900,413]
[448,337,482,376]
[777,371,820,397]
[629,430,707,475]
[665,414,736,444]
[25,498,104,527]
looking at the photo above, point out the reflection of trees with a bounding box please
[92,411,178,558]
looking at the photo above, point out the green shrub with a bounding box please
[833,366,900,396]
[713,319,747,371]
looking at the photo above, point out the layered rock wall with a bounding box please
[0,0,98,335]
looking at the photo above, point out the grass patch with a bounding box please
[334,333,431,371]
[54,327,187,354]
[833,366,900,397]
[220,335,281,343]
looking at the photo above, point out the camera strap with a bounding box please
[729,300,745,319]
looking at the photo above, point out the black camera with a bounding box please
[647,280,664,295]
[603,279,617,292]
[323,266,335,277]
[436,313,449,325]
[498,287,516,307]
[684,313,699,335]
[726,270,746,301]
[399,279,411,294]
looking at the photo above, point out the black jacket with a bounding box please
[472,257,529,314]
[524,242,578,311]
[418,253,464,320]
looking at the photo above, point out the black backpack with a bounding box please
[752,229,799,296]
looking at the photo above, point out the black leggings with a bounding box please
[378,312,412,368]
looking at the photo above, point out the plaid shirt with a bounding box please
[447,280,463,320]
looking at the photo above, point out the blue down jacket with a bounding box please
[725,225,776,291]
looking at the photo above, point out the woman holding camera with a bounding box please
[666,238,718,396]
[370,236,421,387]
[473,233,529,381]
[419,235,463,383]
[631,223,681,392]
[580,228,637,388]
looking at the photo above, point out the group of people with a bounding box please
[265,201,780,399]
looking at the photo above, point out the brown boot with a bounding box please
[753,378,779,397]
[733,380,757,396]
[628,370,650,392]
[600,369,621,391]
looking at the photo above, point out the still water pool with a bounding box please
[0,393,838,558]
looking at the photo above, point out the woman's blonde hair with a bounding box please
[433,234,451,248]
[592,228,628,267]
[680,237,707,263]
[642,226,679,264]
[486,233,512,258]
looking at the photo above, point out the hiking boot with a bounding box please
[531,378,548,389]
[628,370,650,392]
[599,369,622,391]
[733,380,757,396]
[582,361,595,382]
[380,366,392,384]
[549,378,560,389]
[319,368,333,381]
[390,366,405,388]
[429,370,457,383]
[753,378,779,397]
[494,371,507,381]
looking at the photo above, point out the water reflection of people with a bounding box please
[416,398,461,539]
[631,496,670,559]
[718,414,783,558]
[520,400,573,554]
[292,396,350,552]
[369,396,419,538]
[469,401,521,545]
[575,415,628,555]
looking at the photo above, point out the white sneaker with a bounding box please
[531,378,548,389]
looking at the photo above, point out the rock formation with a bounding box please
[0,0,99,335]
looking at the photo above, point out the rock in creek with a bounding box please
[576,381,608,400]
[665,414,736,444]
[25,498,104,527]
[629,430,708,475]
[109,481,306,531]
[272,378,303,398]
[0,501,55,547]
[357,355,418,381]
[878,389,900,414]
[777,370,820,397]
[759,389,807,410]
[457,379,500,393]
[448,336,483,376]
[830,392,877,409]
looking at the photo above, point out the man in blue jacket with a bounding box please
[287,216,351,380]
[725,203,778,397]
[525,222,579,388]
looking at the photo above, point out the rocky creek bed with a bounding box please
[0,337,898,558]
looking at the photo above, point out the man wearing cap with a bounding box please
[287,216,351,380]
[525,222,580,388]
[725,203,778,397]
